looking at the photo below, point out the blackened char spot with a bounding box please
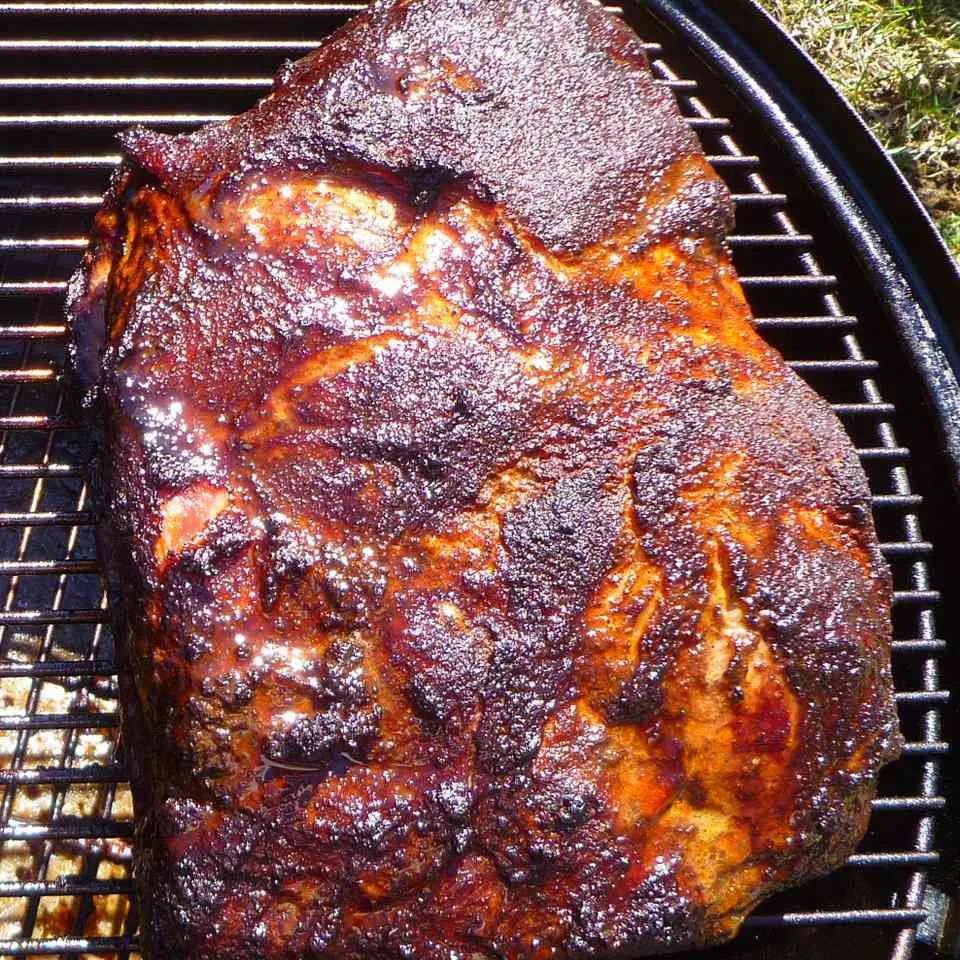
[264,638,381,768]
[148,811,263,956]
[159,514,260,659]
[476,470,624,773]
[569,855,703,954]
[277,332,536,532]
[629,173,732,254]
[260,522,387,626]
[608,606,697,726]
[387,591,491,733]
[748,524,899,785]
[631,435,682,531]
[502,467,625,629]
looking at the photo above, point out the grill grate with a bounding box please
[0,2,948,958]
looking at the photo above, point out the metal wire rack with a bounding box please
[0,1,948,958]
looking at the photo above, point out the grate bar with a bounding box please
[788,359,878,372]
[832,403,897,416]
[728,234,813,247]
[0,2,363,9]
[0,463,82,477]
[0,158,119,168]
[0,713,117,731]
[731,193,787,206]
[685,117,730,130]
[0,367,56,382]
[0,238,87,250]
[0,879,132,897]
[0,765,127,786]
[893,590,941,605]
[893,639,947,653]
[707,155,759,167]
[0,936,137,956]
[0,113,231,125]
[0,1,365,8]
[0,325,67,340]
[871,797,946,812]
[0,610,110,625]
[0,560,99,574]
[0,282,69,295]
[741,274,838,289]
[881,542,933,556]
[895,691,950,705]
[0,511,97,526]
[745,909,927,928]
[847,853,939,868]
[0,39,337,50]
[901,742,950,756]
[0,195,103,207]
[753,316,856,329]
[0,75,271,88]
[0,822,133,840]
[857,447,910,461]
[0,415,79,429]
[0,660,116,678]
[872,494,924,508]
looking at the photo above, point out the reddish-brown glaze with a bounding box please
[65,1,901,957]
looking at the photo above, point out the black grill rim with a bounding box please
[0,0,957,957]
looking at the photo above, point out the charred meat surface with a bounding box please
[66,0,901,957]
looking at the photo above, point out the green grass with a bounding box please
[757,0,960,257]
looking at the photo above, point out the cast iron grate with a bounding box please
[0,2,947,958]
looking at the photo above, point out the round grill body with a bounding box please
[0,2,956,957]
